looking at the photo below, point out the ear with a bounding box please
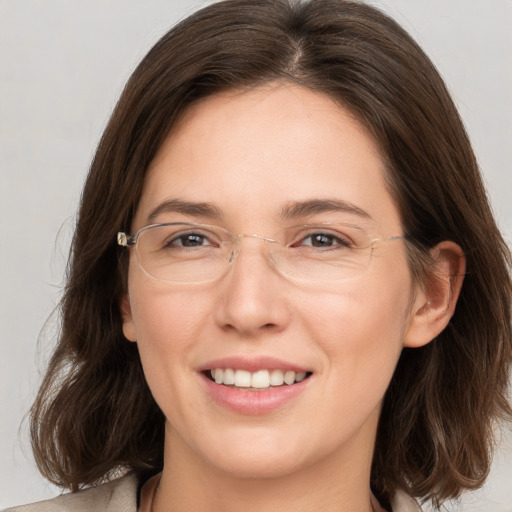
[404,241,465,348]
[120,294,137,342]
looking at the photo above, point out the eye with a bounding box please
[165,231,217,248]
[297,232,352,249]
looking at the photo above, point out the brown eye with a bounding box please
[299,233,351,249]
[174,234,209,247]
[163,232,217,249]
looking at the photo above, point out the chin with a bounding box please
[192,428,313,480]
[211,452,309,480]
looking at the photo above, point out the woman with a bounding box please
[6,0,511,511]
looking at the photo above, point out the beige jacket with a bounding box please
[3,473,423,511]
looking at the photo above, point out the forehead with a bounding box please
[135,83,401,233]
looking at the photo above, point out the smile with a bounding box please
[200,357,313,414]
[208,368,310,390]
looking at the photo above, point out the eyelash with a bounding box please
[165,230,353,250]
[166,232,218,248]
[294,232,352,249]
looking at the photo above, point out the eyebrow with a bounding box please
[146,197,371,224]
[280,199,372,220]
[147,198,223,224]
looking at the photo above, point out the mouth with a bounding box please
[200,359,313,414]
[204,368,313,391]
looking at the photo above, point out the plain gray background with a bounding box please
[1,0,511,509]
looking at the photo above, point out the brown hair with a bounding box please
[30,0,512,508]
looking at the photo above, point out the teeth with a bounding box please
[295,372,307,382]
[209,368,309,388]
[251,370,270,388]
[234,369,251,387]
[269,369,284,386]
[284,370,295,385]
[223,368,235,385]
[214,368,223,384]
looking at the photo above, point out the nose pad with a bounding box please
[225,234,278,270]
[226,235,244,265]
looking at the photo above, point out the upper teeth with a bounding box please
[210,369,307,388]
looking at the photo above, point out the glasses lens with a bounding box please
[136,223,230,283]
[276,224,374,282]
[132,222,397,284]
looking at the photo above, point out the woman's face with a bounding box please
[122,83,423,480]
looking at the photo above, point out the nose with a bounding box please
[213,236,291,337]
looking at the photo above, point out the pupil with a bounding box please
[182,234,203,246]
[312,234,332,247]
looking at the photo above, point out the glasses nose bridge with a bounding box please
[227,232,279,264]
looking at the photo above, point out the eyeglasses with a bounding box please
[117,222,403,285]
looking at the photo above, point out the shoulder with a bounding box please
[4,475,422,512]
[391,489,423,512]
[3,473,139,512]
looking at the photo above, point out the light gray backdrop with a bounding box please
[1,0,511,509]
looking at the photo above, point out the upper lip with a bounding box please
[199,355,311,373]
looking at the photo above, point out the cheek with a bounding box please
[125,280,214,397]
[130,285,212,351]
[305,269,413,399]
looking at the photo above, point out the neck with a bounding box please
[153,423,382,512]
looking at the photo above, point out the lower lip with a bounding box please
[201,373,311,415]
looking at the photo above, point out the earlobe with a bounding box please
[404,241,465,348]
[120,295,137,342]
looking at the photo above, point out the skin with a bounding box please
[121,83,464,512]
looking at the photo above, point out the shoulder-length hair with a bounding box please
[30,0,511,508]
